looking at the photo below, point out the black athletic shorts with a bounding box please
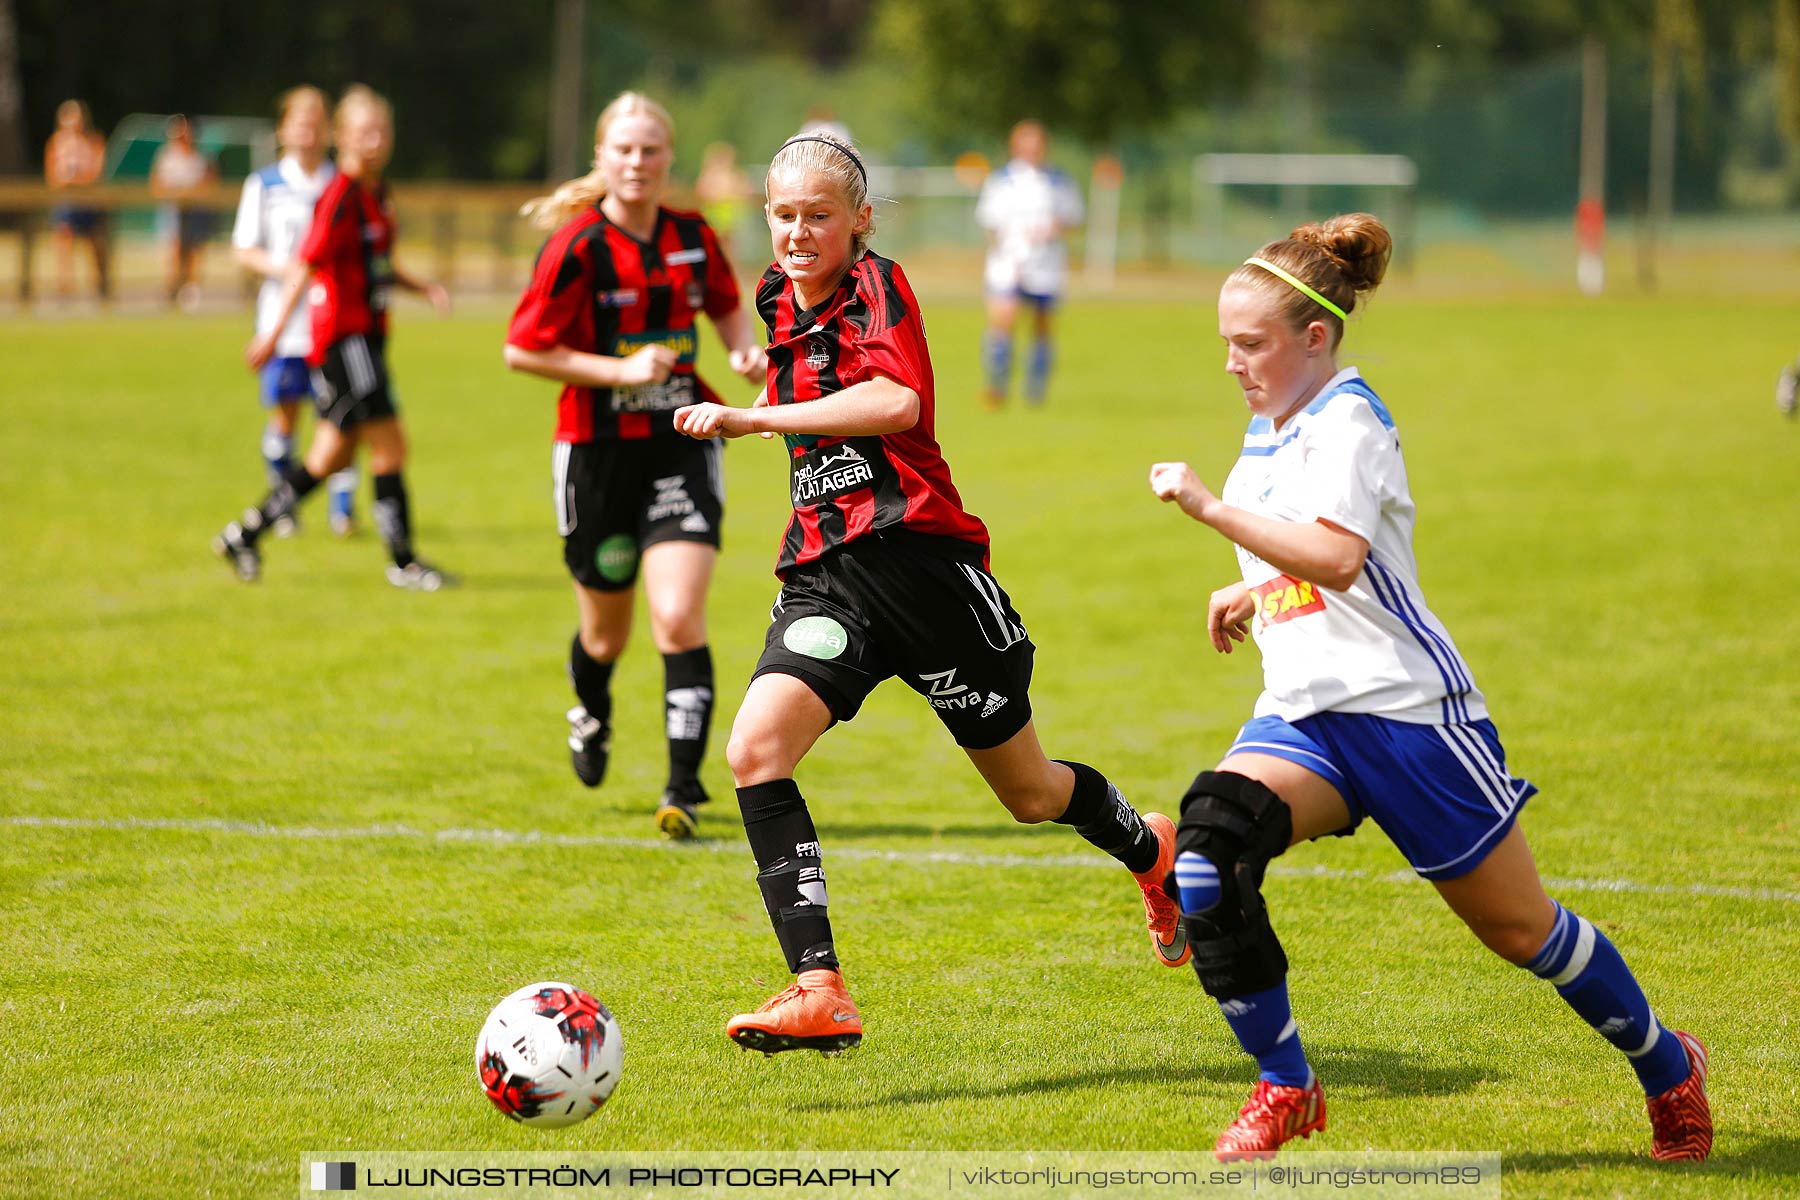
[311,333,398,429]
[752,531,1035,750]
[553,435,724,591]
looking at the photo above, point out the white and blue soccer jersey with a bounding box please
[975,161,1084,297]
[1220,367,1487,726]
[232,156,335,359]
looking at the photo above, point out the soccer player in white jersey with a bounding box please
[1146,213,1712,1163]
[231,86,358,537]
[975,120,1083,409]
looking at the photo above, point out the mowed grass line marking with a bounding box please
[10,814,1799,907]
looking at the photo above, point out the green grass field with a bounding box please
[2,286,1797,1199]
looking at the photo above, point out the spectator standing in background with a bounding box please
[44,99,109,301]
[151,114,217,309]
[696,141,754,263]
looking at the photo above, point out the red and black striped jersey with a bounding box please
[298,173,394,365]
[757,251,990,576]
[507,206,741,442]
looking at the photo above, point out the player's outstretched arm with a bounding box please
[501,342,676,389]
[1150,461,1369,592]
[390,263,451,316]
[245,259,312,368]
[233,245,282,281]
[673,375,918,441]
[707,305,769,384]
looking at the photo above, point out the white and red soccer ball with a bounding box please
[475,982,623,1128]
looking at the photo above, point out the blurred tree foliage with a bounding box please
[10,0,1800,208]
[872,0,1254,143]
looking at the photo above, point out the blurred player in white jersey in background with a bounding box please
[232,86,359,537]
[44,99,110,301]
[1776,355,1800,417]
[976,120,1083,410]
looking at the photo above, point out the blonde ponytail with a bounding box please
[521,167,608,231]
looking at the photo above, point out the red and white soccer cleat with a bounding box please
[726,969,863,1056]
[1134,813,1191,967]
[1648,1030,1712,1162]
[1214,1078,1327,1161]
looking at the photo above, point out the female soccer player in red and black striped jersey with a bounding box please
[505,93,765,839]
[672,131,1184,1056]
[215,85,452,591]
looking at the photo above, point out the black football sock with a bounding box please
[568,634,615,724]
[1052,759,1159,874]
[371,472,414,568]
[242,463,320,545]
[738,778,838,974]
[662,646,714,790]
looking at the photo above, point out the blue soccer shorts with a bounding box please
[1227,711,1537,880]
[259,356,313,407]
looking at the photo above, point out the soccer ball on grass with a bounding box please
[475,982,623,1128]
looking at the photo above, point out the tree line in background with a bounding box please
[8,0,1800,213]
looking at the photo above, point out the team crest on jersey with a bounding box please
[1250,574,1327,627]
[596,288,640,307]
[685,282,705,310]
[805,336,831,371]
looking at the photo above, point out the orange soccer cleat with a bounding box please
[726,969,863,1056]
[1214,1078,1327,1161]
[1134,813,1191,967]
[1648,1030,1712,1163]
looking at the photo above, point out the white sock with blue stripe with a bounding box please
[1525,900,1691,1096]
[327,466,358,521]
[261,424,294,489]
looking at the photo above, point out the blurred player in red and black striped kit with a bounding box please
[505,93,766,838]
[215,85,452,590]
[672,131,1186,1055]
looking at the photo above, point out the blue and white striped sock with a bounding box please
[1174,850,1222,916]
[261,425,294,489]
[1218,981,1313,1089]
[1178,852,1313,1089]
[1526,900,1691,1096]
[327,466,358,522]
[981,329,1013,395]
[1025,338,1052,402]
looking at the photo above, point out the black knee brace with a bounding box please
[1164,770,1293,999]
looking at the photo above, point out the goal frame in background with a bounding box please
[1192,153,1418,269]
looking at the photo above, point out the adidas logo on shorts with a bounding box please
[981,693,1008,719]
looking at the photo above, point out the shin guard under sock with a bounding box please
[372,472,413,568]
[738,778,837,973]
[662,647,714,789]
[244,463,320,544]
[1052,759,1158,874]
[568,634,615,724]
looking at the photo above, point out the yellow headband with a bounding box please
[1243,257,1348,321]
